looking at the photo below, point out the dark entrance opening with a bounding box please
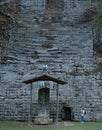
[38,87,49,105]
[61,107,71,121]
[37,88,50,116]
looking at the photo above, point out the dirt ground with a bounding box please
[19,121,74,128]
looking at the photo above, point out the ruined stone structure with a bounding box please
[0,0,102,122]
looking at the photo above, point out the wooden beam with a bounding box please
[23,74,67,85]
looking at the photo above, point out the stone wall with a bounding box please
[0,0,102,121]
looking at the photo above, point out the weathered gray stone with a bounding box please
[0,0,102,122]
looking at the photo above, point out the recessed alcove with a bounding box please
[43,0,64,23]
[34,87,52,124]
[61,107,72,121]
[46,0,64,12]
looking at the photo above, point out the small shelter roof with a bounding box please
[23,74,67,85]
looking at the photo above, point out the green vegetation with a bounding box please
[89,1,102,23]
[92,4,102,52]
[0,121,102,130]
[94,12,102,23]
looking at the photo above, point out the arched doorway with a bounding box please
[38,87,49,116]
[61,107,72,121]
[35,87,53,124]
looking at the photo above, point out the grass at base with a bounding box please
[0,121,102,130]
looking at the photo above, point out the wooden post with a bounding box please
[56,83,59,125]
[28,83,33,124]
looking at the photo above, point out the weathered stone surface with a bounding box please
[34,115,53,125]
[0,0,102,122]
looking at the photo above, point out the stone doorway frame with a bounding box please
[23,74,67,124]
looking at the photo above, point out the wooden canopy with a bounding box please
[23,74,67,85]
[23,74,67,124]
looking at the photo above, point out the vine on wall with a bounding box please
[0,0,20,63]
[90,1,102,55]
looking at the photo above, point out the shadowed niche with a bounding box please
[38,88,49,116]
[46,0,64,12]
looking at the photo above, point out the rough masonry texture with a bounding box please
[0,0,102,122]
